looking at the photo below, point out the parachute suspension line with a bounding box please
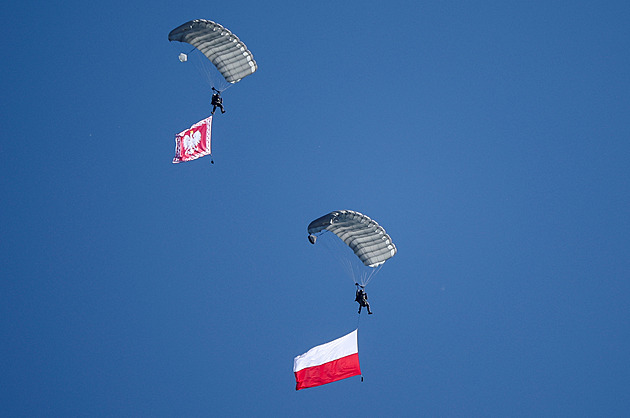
[170,42,211,89]
[216,82,235,93]
[172,43,232,92]
[362,264,383,287]
[320,231,358,285]
[341,257,358,285]
[190,50,216,89]
[316,230,384,287]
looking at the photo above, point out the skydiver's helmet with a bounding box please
[308,234,317,244]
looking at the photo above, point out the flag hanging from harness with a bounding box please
[172,116,213,163]
[293,329,361,390]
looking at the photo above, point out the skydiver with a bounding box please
[355,283,372,314]
[211,87,225,115]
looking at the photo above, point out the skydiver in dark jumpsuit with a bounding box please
[355,283,372,314]
[211,87,225,115]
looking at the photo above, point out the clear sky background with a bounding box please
[2,1,629,416]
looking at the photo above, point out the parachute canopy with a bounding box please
[168,19,257,83]
[308,210,397,268]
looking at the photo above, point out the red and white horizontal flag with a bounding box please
[293,329,361,390]
[172,116,213,163]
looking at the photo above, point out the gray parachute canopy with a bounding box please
[168,19,257,83]
[308,210,397,268]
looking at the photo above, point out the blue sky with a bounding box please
[2,0,630,416]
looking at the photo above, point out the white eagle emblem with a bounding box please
[183,129,202,155]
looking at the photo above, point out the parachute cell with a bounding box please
[308,210,397,268]
[168,19,257,84]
